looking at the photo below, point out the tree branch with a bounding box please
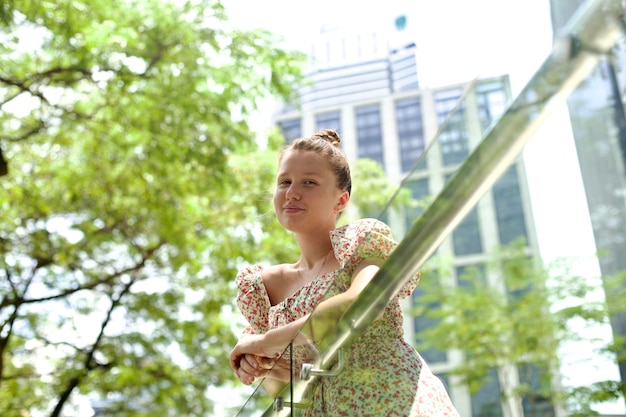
[49,275,136,417]
[0,242,162,310]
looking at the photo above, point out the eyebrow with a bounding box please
[277,171,324,177]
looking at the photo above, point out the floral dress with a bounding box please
[236,218,460,417]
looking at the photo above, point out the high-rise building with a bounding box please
[550,0,626,411]
[272,21,552,417]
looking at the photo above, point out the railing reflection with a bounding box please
[235,0,626,415]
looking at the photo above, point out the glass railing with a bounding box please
[235,0,626,415]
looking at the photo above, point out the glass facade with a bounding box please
[476,80,508,132]
[396,96,426,173]
[435,88,470,166]
[470,368,504,417]
[278,118,302,143]
[492,165,528,245]
[456,264,486,288]
[519,364,556,417]
[445,173,484,256]
[404,177,429,231]
[315,110,341,133]
[412,285,448,364]
[452,208,483,256]
[355,104,385,166]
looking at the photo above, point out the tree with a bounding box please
[413,240,625,416]
[0,1,307,415]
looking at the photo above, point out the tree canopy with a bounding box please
[0,1,307,415]
[414,241,626,416]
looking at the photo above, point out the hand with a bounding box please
[235,354,293,385]
[229,334,283,379]
[235,354,274,385]
[229,331,294,366]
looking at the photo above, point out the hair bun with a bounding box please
[312,129,341,147]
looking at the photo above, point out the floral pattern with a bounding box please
[236,218,460,416]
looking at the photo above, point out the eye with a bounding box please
[278,179,291,186]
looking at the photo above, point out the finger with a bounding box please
[256,355,276,369]
[241,356,269,379]
[229,348,244,372]
[243,354,259,370]
[236,368,255,385]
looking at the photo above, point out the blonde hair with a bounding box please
[279,129,352,195]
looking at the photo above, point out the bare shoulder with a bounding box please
[261,263,290,285]
[261,263,300,306]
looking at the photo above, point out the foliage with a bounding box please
[413,240,625,416]
[0,0,307,416]
[348,157,414,224]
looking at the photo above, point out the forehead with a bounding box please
[278,150,331,175]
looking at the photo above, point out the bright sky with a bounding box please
[224,1,624,414]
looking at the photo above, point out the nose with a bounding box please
[286,184,301,201]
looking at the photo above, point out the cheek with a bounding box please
[273,188,281,208]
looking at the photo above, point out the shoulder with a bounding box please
[334,217,391,236]
[331,218,393,244]
[235,263,287,289]
[235,264,264,288]
[330,218,396,267]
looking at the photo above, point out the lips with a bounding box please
[283,205,303,213]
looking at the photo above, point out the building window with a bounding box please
[452,208,483,256]
[519,364,556,417]
[455,264,486,288]
[470,368,504,417]
[476,80,508,133]
[278,118,302,143]
[315,111,341,133]
[412,285,448,364]
[443,172,483,256]
[396,97,426,173]
[389,44,419,91]
[355,104,385,166]
[435,88,469,166]
[404,177,429,232]
[492,165,528,245]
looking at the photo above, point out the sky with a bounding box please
[224,1,624,414]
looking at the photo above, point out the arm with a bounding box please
[229,258,384,383]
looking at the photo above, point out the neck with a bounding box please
[295,231,333,270]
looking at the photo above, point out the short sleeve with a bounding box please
[330,218,420,298]
[235,265,271,334]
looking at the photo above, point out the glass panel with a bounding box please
[279,119,302,143]
[314,111,341,134]
[355,104,384,166]
[476,79,508,132]
[404,177,429,231]
[396,96,427,173]
[235,1,625,414]
[470,368,504,417]
[412,285,447,364]
[492,164,528,245]
[519,364,556,417]
[456,264,487,288]
[451,208,483,256]
[435,88,469,166]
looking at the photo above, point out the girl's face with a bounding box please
[273,150,349,233]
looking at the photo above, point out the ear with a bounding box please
[334,190,350,214]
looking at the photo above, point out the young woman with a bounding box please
[229,129,459,416]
